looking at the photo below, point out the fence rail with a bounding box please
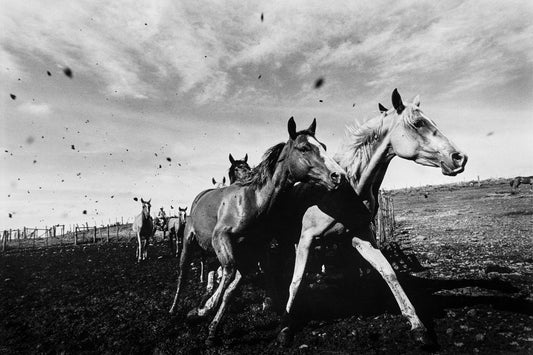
[1,223,136,253]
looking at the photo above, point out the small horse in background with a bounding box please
[132,198,154,262]
[211,177,226,188]
[167,206,188,257]
[229,153,251,183]
[510,176,533,193]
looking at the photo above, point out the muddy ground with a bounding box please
[1,179,532,354]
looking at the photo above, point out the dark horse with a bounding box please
[510,176,533,192]
[169,117,344,345]
[132,198,154,263]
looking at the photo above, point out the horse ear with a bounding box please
[378,103,388,113]
[413,95,420,107]
[308,118,317,135]
[229,153,235,164]
[212,178,216,185]
[141,198,145,203]
[148,199,151,204]
[288,116,297,140]
[244,154,248,163]
[392,88,405,114]
[184,206,187,211]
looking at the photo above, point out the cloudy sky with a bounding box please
[1,0,532,230]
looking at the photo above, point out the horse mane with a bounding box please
[240,142,286,187]
[337,113,386,181]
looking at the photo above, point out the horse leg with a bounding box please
[277,230,314,346]
[199,270,217,307]
[136,232,142,263]
[205,230,239,346]
[206,269,242,347]
[194,265,230,318]
[169,231,193,314]
[199,260,205,283]
[351,237,434,347]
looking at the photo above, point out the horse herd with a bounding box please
[131,89,469,348]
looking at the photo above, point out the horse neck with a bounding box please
[340,116,397,214]
[253,148,292,216]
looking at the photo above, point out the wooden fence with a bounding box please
[375,192,395,247]
[1,223,136,253]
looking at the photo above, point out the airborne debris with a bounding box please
[26,136,35,144]
[260,13,264,22]
[133,197,138,201]
[166,157,171,162]
[47,71,51,76]
[8,213,13,218]
[486,131,494,136]
[82,210,87,215]
[258,75,262,79]
[10,94,16,100]
[319,99,323,102]
[63,67,73,78]
[314,78,324,88]
[71,145,75,150]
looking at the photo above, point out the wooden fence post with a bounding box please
[74,227,78,246]
[93,226,96,243]
[2,231,7,252]
[107,225,110,243]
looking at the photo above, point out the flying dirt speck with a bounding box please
[319,99,323,102]
[158,164,162,168]
[260,12,264,22]
[10,94,16,100]
[82,210,87,215]
[63,67,73,78]
[8,213,13,218]
[33,160,37,164]
[110,195,114,199]
[71,145,75,150]
[486,131,494,136]
[314,78,324,88]
[166,157,172,162]
[133,197,138,201]
[47,71,51,76]
[26,136,35,144]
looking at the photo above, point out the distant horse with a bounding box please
[169,117,344,346]
[228,153,251,183]
[510,176,533,192]
[167,207,188,257]
[277,89,468,346]
[211,177,226,188]
[132,198,154,262]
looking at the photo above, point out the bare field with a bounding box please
[1,180,532,354]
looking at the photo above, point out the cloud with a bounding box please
[17,102,51,115]
[2,0,531,106]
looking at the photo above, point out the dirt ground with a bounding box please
[1,179,532,354]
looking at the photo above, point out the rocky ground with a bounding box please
[1,179,532,354]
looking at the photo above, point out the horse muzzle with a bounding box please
[440,152,468,176]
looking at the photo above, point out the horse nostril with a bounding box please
[331,172,341,184]
[451,152,467,167]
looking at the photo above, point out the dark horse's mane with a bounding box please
[239,142,286,188]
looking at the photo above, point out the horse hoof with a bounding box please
[412,327,438,350]
[277,327,293,347]
[186,308,203,323]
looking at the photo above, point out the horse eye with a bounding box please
[298,145,311,152]
[413,119,425,128]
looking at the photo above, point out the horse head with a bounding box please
[178,206,188,224]
[212,177,227,188]
[385,89,468,176]
[140,198,151,217]
[229,153,252,183]
[284,117,344,190]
